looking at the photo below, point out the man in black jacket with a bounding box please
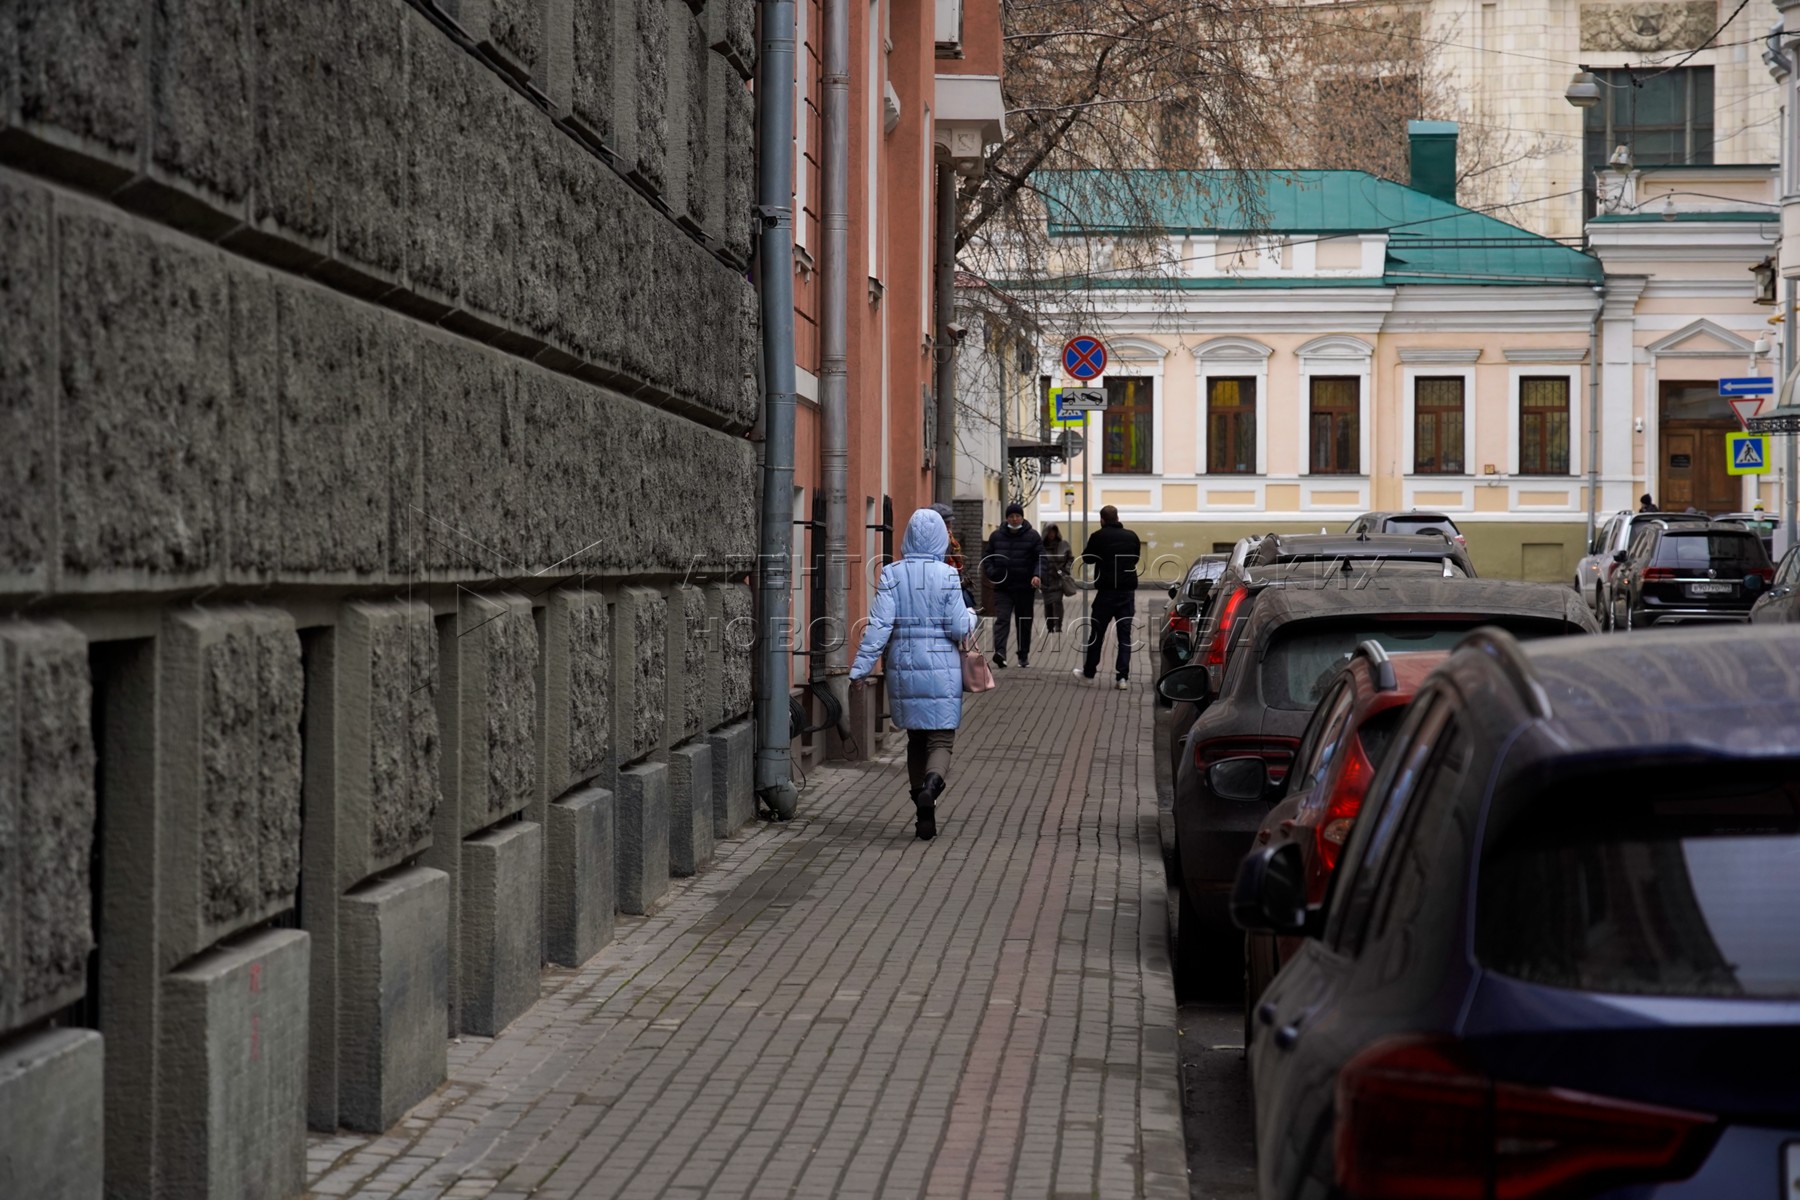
[984,502,1042,668]
[1073,505,1140,688]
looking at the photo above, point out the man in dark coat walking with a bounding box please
[984,502,1042,668]
[1073,505,1141,689]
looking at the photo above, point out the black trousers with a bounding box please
[1042,588,1065,631]
[1081,589,1136,680]
[992,588,1034,661]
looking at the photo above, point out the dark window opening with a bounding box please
[1207,376,1257,475]
[1583,67,1713,218]
[1413,377,1465,474]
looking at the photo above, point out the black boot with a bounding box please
[915,772,946,841]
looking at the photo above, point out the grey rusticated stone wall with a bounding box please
[0,0,762,1194]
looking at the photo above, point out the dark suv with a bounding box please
[1609,521,1774,629]
[1159,577,1595,997]
[1234,625,1800,1200]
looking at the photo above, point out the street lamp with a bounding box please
[1753,257,1779,306]
[1564,71,1602,109]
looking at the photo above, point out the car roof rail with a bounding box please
[1457,628,1552,720]
[1352,640,1397,691]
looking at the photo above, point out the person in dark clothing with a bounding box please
[1639,494,1659,513]
[1037,523,1074,634]
[984,502,1042,668]
[1072,505,1141,689]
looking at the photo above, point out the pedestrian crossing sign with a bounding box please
[1048,388,1088,430]
[1726,433,1769,475]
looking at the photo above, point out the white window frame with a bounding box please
[1298,335,1373,478]
[1402,367,1476,478]
[1192,337,1272,477]
[1507,365,1582,477]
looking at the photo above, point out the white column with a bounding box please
[1600,278,1647,515]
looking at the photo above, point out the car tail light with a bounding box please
[1203,588,1249,668]
[1335,1037,1717,1200]
[1195,735,1299,786]
[1314,738,1376,876]
[1642,567,1676,581]
[1168,613,1193,635]
[1749,566,1775,583]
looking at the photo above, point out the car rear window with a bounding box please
[1652,532,1768,572]
[1262,619,1567,710]
[1356,707,1406,767]
[1477,766,1800,999]
[1382,516,1457,537]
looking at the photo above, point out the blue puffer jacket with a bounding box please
[849,508,979,730]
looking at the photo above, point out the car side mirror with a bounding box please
[1207,756,1269,802]
[1231,842,1313,935]
[1167,583,1180,598]
[1744,573,1765,594]
[1612,550,1629,564]
[1157,664,1211,705]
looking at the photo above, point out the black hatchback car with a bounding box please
[1609,521,1774,629]
[1235,626,1800,1200]
[1160,577,1595,998]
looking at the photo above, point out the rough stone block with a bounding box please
[337,866,449,1133]
[613,587,667,764]
[708,582,755,727]
[5,0,146,172]
[0,1027,104,1200]
[0,621,95,1036]
[158,607,304,970]
[706,0,756,79]
[225,269,282,579]
[672,4,707,229]
[57,206,233,582]
[457,0,545,81]
[139,0,254,228]
[418,336,521,577]
[720,59,754,264]
[615,762,670,914]
[706,718,755,839]
[460,821,543,1037]
[669,583,708,742]
[541,587,609,801]
[545,786,614,966]
[247,0,339,252]
[631,0,669,191]
[698,55,733,246]
[0,177,53,591]
[334,0,410,284]
[668,741,714,876]
[274,281,394,575]
[336,602,440,889]
[157,927,309,1200]
[403,13,476,311]
[569,0,622,145]
[451,592,539,837]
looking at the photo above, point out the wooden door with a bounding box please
[1660,421,1739,514]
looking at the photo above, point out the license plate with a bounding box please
[1687,582,1734,596]
[1784,1142,1799,1196]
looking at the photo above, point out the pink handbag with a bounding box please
[960,633,995,693]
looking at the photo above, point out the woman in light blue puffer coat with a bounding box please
[850,507,979,840]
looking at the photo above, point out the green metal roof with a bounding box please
[1589,210,1777,223]
[1039,170,1602,288]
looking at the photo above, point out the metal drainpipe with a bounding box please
[818,0,851,735]
[1585,287,1602,550]
[754,0,800,820]
[933,163,958,504]
[1787,278,1798,551]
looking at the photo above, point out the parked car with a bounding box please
[1609,520,1774,629]
[1157,553,1229,703]
[1166,556,1468,786]
[1157,578,1596,999]
[1234,625,1800,1200]
[1574,509,1711,628]
[1750,544,1800,624]
[1345,510,1467,547]
[1711,509,1782,559]
[1241,643,1447,1040]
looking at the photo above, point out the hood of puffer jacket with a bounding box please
[902,508,950,560]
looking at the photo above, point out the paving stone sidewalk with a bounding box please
[308,613,1185,1199]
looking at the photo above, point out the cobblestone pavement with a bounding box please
[308,611,1184,1199]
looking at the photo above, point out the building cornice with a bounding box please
[1397,347,1482,363]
